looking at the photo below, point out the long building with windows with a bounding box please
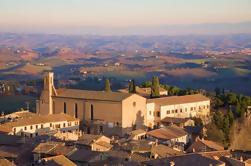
[0,113,79,137]
[36,72,147,136]
[36,72,210,136]
[146,94,210,128]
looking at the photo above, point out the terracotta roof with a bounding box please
[68,148,101,162]
[130,152,150,162]
[123,140,152,153]
[32,142,63,154]
[77,134,103,146]
[0,113,78,133]
[0,158,16,166]
[43,155,76,166]
[245,158,251,164]
[186,138,224,153]
[47,145,77,156]
[143,153,224,166]
[161,117,191,124]
[151,144,183,158]
[130,129,146,136]
[0,146,21,158]
[0,134,24,146]
[147,94,209,105]
[200,150,231,160]
[56,88,132,101]
[147,125,188,140]
[94,141,113,149]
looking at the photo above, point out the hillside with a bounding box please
[231,113,251,151]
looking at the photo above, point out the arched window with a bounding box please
[75,103,78,118]
[64,102,67,114]
[91,104,94,120]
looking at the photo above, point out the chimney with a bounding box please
[170,161,175,166]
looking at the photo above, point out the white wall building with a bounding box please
[0,113,80,137]
[146,94,210,127]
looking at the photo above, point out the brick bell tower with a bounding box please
[36,72,57,115]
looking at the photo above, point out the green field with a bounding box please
[0,95,36,114]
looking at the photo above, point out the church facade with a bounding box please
[37,72,211,136]
[36,72,147,136]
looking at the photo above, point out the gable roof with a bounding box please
[43,155,76,166]
[68,148,101,162]
[151,144,183,158]
[0,158,16,166]
[161,117,192,124]
[143,153,224,166]
[147,94,209,106]
[56,88,133,102]
[147,125,188,140]
[186,138,224,153]
[77,134,104,146]
[32,142,63,154]
[0,113,78,133]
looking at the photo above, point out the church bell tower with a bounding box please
[36,72,57,115]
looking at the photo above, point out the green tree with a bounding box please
[128,80,136,93]
[206,123,225,144]
[213,111,224,129]
[151,76,160,98]
[141,81,152,88]
[222,116,230,139]
[226,93,237,105]
[227,109,234,126]
[104,79,111,92]
[215,87,221,96]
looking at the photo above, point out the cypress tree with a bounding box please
[104,78,111,92]
[151,76,160,98]
[129,79,136,93]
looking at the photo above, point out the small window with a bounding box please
[157,112,160,117]
[30,126,33,130]
[180,109,182,113]
[63,123,66,127]
[24,126,27,130]
[64,102,67,114]
[191,107,193,111]
[68,122,71,126]
[74,103,78,118]
[41,124,44,129]
[149,111,151,115]
[13,128,16,134]
[36,125,38,129]
[133,102,136,107]
[166,110,170,114]
[175,109,178,113]
[50,123,52,127]
[185,108,187,112]
[35,133,38,136]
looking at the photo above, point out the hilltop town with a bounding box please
[0,72,250,166]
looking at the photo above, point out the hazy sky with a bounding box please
[0,0,251,35]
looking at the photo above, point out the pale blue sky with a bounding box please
[0,0,251,34]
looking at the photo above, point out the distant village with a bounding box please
[0,72,250,166]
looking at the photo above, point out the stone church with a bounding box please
[36,72,147,136]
